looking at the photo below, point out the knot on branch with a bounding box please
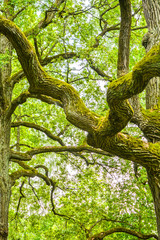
[142,32,150,49]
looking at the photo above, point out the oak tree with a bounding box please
[0,0,160,239]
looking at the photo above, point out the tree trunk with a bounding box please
[0,33,12,239]
[147,170,160,239]
[142,1,160,238]
[142,0,160,109]
[0,117,11,240]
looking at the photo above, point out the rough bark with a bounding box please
[0,1,13,237]
[1,15,160,166]
[117,0,131,77]
[0,34,12,239]
[0,115,11,240]
[142,0,160,109]
[147,171,160,239]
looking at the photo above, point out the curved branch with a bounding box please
[25,0,65,37]
[1,16,159,134]
[2,16,160,169]
[7,91,30,118]
[0,16,101,132]
[11,121,65,146]
[88,227,158,240]
[14,181,26,219]
[7,91,63,118]
[10,160,55,186]
[42,52,78,65]
[34,165,49,177]
[50,185,72,220]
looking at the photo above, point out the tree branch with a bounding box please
[10,151,32,161]
[88,227,158,240]
[2,16,160,169]
[7,91,30,118]
[50,185,72,220]
[14,181,26,219]
[10,145,112,162]
[7,91,63,118]
[11,121,65,146]
[12,6,28,21]
[25,0,65,37]
[10,160,55,186]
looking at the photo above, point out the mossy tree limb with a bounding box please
[1,15,160,165]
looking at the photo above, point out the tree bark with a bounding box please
[142,0,160,109]
[0,33,12,240]
[0,116,11,240]
[147,170,160,239]
[142,2,160,237]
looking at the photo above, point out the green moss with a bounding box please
[149,142,160,156]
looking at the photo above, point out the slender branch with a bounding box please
[7,91,63,118]
[87,58,113,80]
[50,185,72,220]
[25,0,65,37]
[34,37,41,61]
[11,121,65,146]
[28,178,40,201]
[14,181,26,219]
[10,143,34,149]
[10,160,55,186]
[12,6,28,20]
[26,145,112,157]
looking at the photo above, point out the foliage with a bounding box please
[0,0,157,239]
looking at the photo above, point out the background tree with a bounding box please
[0,0,160,239]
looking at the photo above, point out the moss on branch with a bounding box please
[2,16,160,168]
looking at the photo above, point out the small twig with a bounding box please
[28,178,40,201]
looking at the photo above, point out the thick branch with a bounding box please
[7,91,30,118]
[87,132,160,170]
[2,16,160,169]
[1,16,159,134]
[10,151,32,161]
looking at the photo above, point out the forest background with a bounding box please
[0,0,160,239]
